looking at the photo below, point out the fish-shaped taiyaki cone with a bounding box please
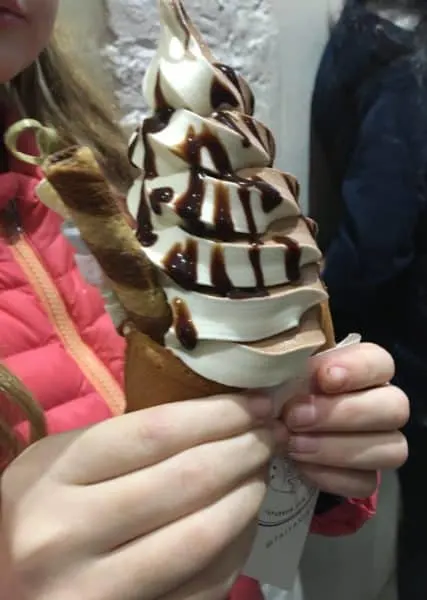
[123,0,335,410]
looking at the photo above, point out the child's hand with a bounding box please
[1,395,284,600]
[282,343,409,498]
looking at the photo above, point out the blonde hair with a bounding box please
[1,31,134,465]
[8,30,134,190]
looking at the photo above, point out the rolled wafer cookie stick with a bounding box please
[43,146,172,343]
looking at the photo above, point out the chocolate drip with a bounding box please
[248,244,266,291]
[214,183,234,240]
[128,130,139,167]
[154,72,172,112]
[238,187,259,243]
[302,216,318,238]
[137,182,157,247]
[282,173,300,200]
[141,112,171,179]
[141,79,173,180]
[150,187,174,215]
[163,239,198,289]
[211,63,241,111]
[266,130,276,163]
[137,75,173,241]
[241,115,275,164]
[175,168,286,242]
[215,63,242,95]
[249,91,256,116]
[210,244,233,296]
[210,243,269,299]
[177,124,233,176]
[273,235,302,282]
[175,168,205,225]
[241,116,263,148]
[163,238,270,299]
[213,111,250,148]
[254,178,283,213]
[172,297,198,350]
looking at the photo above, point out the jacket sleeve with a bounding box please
[310,488,378,536]
[229,577,264,600]
[323,87,423,341]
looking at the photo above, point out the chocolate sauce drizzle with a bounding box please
[213,111,250,148]
[178,124,233,174]
[214,183,235,240]
[175,169,205,225]
[138,182,157,247]
[282,173,300,201]
[242,115,267,152]
[140,110,304,292]
[163,239,198,289]
[211,244,234,296]
[137,51,308,307]
[150,187,174,215]
[249,245,265,290]
[137,76,173,245]
[211,64,241,111]
[172,297,198,350]
[273,236,302,283]
[128,132,139,168]
[211,62,255,116]
[238,187,259,244]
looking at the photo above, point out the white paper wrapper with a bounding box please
[244,334,361,590]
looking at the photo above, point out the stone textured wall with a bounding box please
[104,0,279,131]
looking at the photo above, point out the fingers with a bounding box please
[87,477,267,600]
[51,394,274,484]
[86,426,283,549]
[286,385,409,433]
[288,431,408,471]
[159,526,256,600]
[2,430,82,498]
[297,464,378,498]
[311,343,395,394]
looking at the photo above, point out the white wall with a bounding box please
[272,0,337,210]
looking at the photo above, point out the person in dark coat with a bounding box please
[311,1,427,597]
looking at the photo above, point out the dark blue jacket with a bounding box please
[311,1,427,421]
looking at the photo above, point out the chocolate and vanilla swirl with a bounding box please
[127,0,327,388]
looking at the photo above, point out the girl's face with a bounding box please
[0,0,59,83]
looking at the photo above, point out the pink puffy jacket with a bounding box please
[0,113,376,600]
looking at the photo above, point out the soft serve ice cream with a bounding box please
[127,0,328,389]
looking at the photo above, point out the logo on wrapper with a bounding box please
[258,458,317,528]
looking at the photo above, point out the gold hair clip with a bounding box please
[4,118,61,166]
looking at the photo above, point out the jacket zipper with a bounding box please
[3,205,125,416]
